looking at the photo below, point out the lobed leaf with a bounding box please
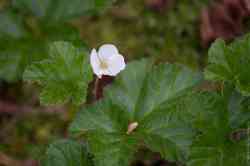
[70,59,202,165]
[41,139,91,166]
[205,34,250,96]
[23,41,93,106]
[187,92,249,166]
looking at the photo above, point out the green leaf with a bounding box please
[13,0,113,22]
[70,59,202,165]
[187,92,249,166]
[23,41,93,106]
[70,99,138,166]
[88,132,138,166]
[41,139,91,166]
[205,34,250,96]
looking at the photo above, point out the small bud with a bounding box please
[126,122,139,135]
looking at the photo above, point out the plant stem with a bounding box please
[94,77,100,100]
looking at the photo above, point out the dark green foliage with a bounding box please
[0,11,80,82]
[0,11,27,38]
[0,24,80,82]
[0,0,113,82]
[70,59,202,165]
[2,1,250,165]
[12,0,113,22]
[41,33,250,165]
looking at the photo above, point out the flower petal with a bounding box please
[107,54,126,76]
[98,44,119,60]
[90,49,102,77]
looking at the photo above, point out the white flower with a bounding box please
[90,44,126,78]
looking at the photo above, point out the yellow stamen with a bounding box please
[99,60,108,70]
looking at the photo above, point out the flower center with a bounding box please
[99,60,108,70]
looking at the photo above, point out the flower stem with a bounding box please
[94,77,100,100]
